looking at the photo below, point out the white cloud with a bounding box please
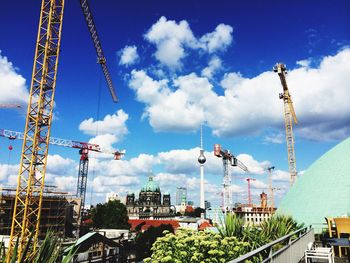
[199,24,233,53]
[88,133,120,153]
[145,16,197,68]
[79,109,128,137]
[129,48,350,141]
[144,17,233,69]
[129,70,205,132]
[79,110,129,153]
[263,133,285,144]
[296,59,311,68]
[119,45,139,66]
[0,51,28,105]
[0,144,279,207]
[53,176,76,192]
[46,154,75,175]
[201,56,222,79]
[271,169,290,182]
[250,179,268,189]
[235,154,270,174]
[0,164,18,182]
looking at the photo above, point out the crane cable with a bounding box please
[89,69,103,207]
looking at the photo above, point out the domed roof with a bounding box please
[141,176,160,192]
[277,137,350,228]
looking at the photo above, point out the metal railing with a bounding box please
[229,226,314,263]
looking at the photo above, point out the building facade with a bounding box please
[234,192,275,226]
[106,192,122,203]
[175,187,187,206]
[126,176,173,219]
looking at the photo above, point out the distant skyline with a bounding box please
[0,0,349,207]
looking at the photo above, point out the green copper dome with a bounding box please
[277,137,350,228]
[141,176,160,192]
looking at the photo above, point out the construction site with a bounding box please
[0,188,81,239]
[0,0,349,262]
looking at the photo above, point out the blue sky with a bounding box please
[0,0,349,207]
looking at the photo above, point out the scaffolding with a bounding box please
[0,188,81,239]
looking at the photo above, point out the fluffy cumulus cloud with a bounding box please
[201,56,222,79]
[235,154,270,174]
[0,163,18,182]
[145,16,198,68]
[119,45,139,66]
[129,48,350,141]
[144,17,233,69]
[199,24,233,53]
[0,51,28,105]
[46,154,75,175]
[79,110,129,152]
[79,109,128,137]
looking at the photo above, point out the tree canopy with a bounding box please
[91,200,130,229]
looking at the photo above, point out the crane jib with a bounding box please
[79,0,118,102]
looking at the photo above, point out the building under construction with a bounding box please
[0,188,81,239]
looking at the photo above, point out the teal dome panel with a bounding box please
[277,137,350,227]
[141,176,160,192]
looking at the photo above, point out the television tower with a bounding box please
[198,125,206,211]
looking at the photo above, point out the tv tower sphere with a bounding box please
[198,149,206,164]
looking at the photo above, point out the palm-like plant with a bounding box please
[218,213,245,238]
[259,214,303,242]
[1,231,76,263]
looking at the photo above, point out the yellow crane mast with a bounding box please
[7,0,118,260]
[273,63,298,186]
[7,0,64,260]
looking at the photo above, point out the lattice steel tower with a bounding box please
[8,0,65,260]
[274,63,298,186]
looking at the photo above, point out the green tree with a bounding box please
[135,224,174,261]
[144,228,252,263]
[91,200,130,229]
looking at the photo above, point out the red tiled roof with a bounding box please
[198,221,212,231]
[129,219,180,232]
[82,218,93,226]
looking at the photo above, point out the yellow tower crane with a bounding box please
[7,0,118,260]
[273,63,298,186]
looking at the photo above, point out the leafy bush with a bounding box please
[145,214,303,263]
[144,228,251,263]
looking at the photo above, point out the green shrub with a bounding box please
[144,228,251,263]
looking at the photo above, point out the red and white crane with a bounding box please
[214,144,249,213]
[0,128,124,212]
[245,177,256,207]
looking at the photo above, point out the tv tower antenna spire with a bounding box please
[198,125,206,214]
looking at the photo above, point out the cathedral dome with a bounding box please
[141,176,160,192]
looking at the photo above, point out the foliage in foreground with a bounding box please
[145,214,303,263]
[1,231,76,263]
[135,224,174,261]
[218,213,245,238]
[144,228,252,263]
